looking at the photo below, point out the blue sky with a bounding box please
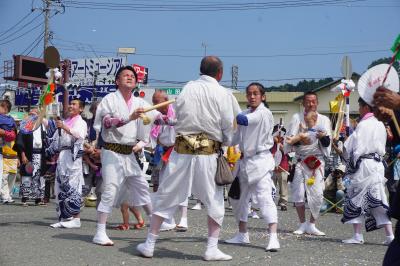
[0,0,399,89]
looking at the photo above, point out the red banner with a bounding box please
[132,64,149,84]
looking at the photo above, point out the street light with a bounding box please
[117,47,136,65]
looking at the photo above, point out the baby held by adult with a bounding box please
[286,111,326,145]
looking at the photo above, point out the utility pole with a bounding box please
[93,70,99,101]
[231,65,238,90]
[201,42,207,57]
[32,0,64,53]
[43,0,51,52]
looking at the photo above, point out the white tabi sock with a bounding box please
[266,232,280,251]
[206,237,219,251]
[384,235,395,245]
[146,233,158,247]
[97,223,106,234]
[354,233,363,240]
[136,232,158,258]
[204,237,232,261]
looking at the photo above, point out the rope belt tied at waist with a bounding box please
[174,133,221,155]
[103,142,133,155]
[346,152,384,175]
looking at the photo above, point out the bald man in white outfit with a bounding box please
[137,56,239,261]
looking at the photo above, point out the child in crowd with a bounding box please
[114,182,145,230]
[0,100,18,203]
[0,100,16,141]
[226,82,280,251]
[286,111,326,145]
[0,140,18,203]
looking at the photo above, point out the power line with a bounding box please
[0,11,34,38]
[64,0,366,11]
[25,31,46,56]
[148,76,342,88]
[21,30,45,55]
[0,21,43,46]
[52,43,388,59]
[0,11,43,41]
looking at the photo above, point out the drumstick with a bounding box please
[143,99,175,113]
[278,166,290,175]
[389,109,400,137]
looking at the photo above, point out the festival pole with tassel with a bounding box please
[382,34,400,86]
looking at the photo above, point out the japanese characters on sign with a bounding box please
[14,85,118,106]
[69,57,126,86]
[62,85,117,103]
[159,88,182,95]
[133,64,149,84]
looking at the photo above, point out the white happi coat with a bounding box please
[342,115,389,229]
[231,104,277,224]
[94,89,152,146]
[233,104,275,184]
[152,75,239,226]
[93,90,154,213]
[286,112,331,219]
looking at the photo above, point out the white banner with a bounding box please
[69,57,126,86]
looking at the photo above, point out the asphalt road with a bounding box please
[0,199,390,266]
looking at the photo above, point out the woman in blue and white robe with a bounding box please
[49,99,87,229]
[341,98,394,245]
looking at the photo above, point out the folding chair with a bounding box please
[320,196,344,215]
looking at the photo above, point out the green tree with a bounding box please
[266,77,334,92]
[368,57,400,73]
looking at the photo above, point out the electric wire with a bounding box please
[21,30,45,55]
[25,31,45,56]
[0,11,34,38]
[64,0,366,11]
[0,11,43,42]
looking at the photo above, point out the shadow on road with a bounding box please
[52,233,94,244]
[0,220,51,227]
[120,236,206,261]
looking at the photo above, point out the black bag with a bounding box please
[288,164,296,183]
[228,177,241,200]
[214,150,234,186]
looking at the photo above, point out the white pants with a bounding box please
[98,149,151,214]
[232,172,277,224]
[0,172,16,201]
[291,161,325,219]
[152,151,225,225]
[157,160,188,209]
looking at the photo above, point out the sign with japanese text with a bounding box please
[133,64,149,84]
[159,88,182,95]
[14,85,117,106]
[69,57,126,86]
[60,85,117,103]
